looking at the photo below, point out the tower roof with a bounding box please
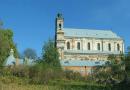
[56,13,63,19]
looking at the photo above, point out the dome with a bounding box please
[3,49,16,66]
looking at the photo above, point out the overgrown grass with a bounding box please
[0,76,111,90]
[0,84,61,90]
[0,83,111,90]
[1,82,129,90]
[0,62,129,90]
[0,75,130,90]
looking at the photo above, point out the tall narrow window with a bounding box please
[77,42,80,50]
[108,43,111,51]
[59,23,61,29]
[97,43,100,50]
[117,44,120,51]
[88,42,90,50]
[67,42,70,50]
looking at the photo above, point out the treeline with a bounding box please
[0,26,18,66]
[125,47,130,75]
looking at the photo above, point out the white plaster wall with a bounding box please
[63,37,124,53]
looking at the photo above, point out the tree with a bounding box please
[42,39,61,67]
[29,39,62,84]
[108,54,116,64]
[126,46,130,59]
[0,20,3,29]
[0,24,19,66]
[125,46,130,76]
[23,48,37,59]
[93,54,126,84]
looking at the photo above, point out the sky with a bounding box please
[0,0,130,56]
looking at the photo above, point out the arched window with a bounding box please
[97,43,100,50]
[59,23,61,29]
[88,42,90,50]
[77,42,80,50]
[108,43,111,51]
[67,42,70,50]
[117,44,120,51]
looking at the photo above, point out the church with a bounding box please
[55,13,124,75]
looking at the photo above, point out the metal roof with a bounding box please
[63,28,121,39]
[3,54,16,66]
[60,60,107,67]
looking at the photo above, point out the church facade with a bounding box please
[55,14,124,75]
[55,14,124,61]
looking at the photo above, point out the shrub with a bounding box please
[29,62,63,84]
[64,70,84,81]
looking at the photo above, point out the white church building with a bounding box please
[55,13,124,75]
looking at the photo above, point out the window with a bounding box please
[59,23,61,29]
[67,42,70,50]
[108,43,111,51]
[97,43,100,50]
[77,42,80,50]
[88,42,90,50]
[117,44,120,51]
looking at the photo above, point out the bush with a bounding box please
[0,76,29,85]
[29,62,63,84]
[1,65,30,78]
[12,65,29,77]
[64,70,84,81]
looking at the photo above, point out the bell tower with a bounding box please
[55,13,65,60]
[56,13,64,30]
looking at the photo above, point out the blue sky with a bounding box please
[0,0,130,56]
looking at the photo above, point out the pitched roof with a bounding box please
[63,28,121,39]
[60,60,107,67]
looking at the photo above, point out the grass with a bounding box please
[0,83,111,90]
[0,77,109,90]
[0,72,129,90]
[0,80,112,90]
[2,75,125,90]
[0,77,129,90]
[0,84,61,90]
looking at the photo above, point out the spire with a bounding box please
[57,13,63,20]
[10,49,14,56]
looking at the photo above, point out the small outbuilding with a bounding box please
[3,49,35,67]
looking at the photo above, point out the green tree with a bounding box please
[93,54,126,84]
[42,39,61,67]
[0,20,3,29]
[125,46,130,76]
[107,54,116,64]
[23,48,37,59]
[0,24,18,66]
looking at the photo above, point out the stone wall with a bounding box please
[63,66,93,76]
